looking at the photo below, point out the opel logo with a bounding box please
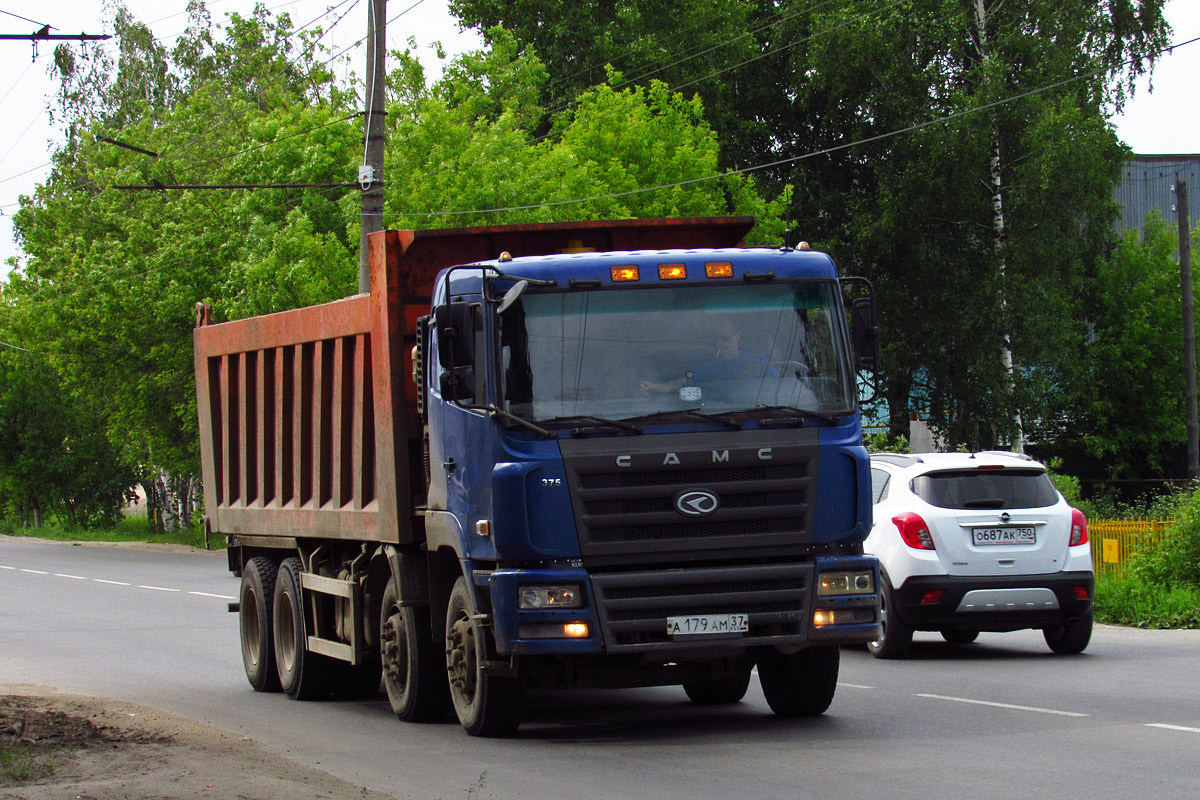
[675,489,719,517]
[999,512,1011,523]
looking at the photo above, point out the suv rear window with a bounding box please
[911,469,1060,510]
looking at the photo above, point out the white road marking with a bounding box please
[1146,723,1200,734]
[5,563,233,599]
[917,693,1089,717]
[838,682,874,689]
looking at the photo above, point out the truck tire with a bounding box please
[1043,607,1093,654]
[381,579,449,721]
[867,579,913,659]
[239,556,281,693]
[273,557,334,700]
[445,576,524,736]
[757,644,840,717]
[683,669,752,705]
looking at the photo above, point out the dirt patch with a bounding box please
[0,687,398,800]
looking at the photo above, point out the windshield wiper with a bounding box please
[540,414,644,435]
[482,404,554,437]
[624,408,743,430]
[753,405,840,426]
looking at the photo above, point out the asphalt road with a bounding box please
[2,534,1198,800]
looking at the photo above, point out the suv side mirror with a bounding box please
[851,298,880,372]
[435,302,476,369]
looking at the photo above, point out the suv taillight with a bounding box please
[1069,508,1088,546]
[893,512,935,550]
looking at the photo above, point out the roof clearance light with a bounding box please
[611,265,640,282]
[797,241,811,250]
[705,261,734,278]
[658,263,687,280]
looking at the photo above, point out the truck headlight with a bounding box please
[518,584,584,610]
[817,570,875,596]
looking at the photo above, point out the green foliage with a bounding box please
[383,36,786,236]
[863,431,909,454]
[1051,215,1193,477]
[1128,490,1200,590]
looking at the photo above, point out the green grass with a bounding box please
[1095,572,1200,628]
[0,742,57,784]
[0,516,220,550]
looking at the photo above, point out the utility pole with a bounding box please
[358,0,387,293]
[1178,180,1198,480]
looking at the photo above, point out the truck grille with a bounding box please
[589,563,813,652]
[559,428,818,561]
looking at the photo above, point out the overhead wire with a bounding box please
[379,33,1200,223]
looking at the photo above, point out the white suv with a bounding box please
[865,451,1094,658]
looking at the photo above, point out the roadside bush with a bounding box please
[1095,572,1200,628]
[1129,488,1200,590]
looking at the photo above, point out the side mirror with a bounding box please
[435,302,476,369]
[851,298,880,372]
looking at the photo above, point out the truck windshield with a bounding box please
[498,281,856,423]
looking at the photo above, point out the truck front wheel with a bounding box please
[381,580,449,721]
[273,557,334,700]
[757,644,840,717]
[239,556,281,692]
[445,577,524,736]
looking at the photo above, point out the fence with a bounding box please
[1089,518,1176,577]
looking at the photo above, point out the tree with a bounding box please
[383,29,786,239]
[1047,214,1195,478]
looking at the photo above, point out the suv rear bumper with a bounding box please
[892,571,1093,632]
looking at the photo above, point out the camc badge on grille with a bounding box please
[674,489,720,517]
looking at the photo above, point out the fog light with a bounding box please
[518,584,584,610]
[814,609,835,627]
[517,623,590,639]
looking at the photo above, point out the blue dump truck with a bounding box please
[194,217,882,736]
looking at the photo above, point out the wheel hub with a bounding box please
[447,615,477,699]
[382,612,407,689]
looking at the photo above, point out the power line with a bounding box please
[381,34,1200,223]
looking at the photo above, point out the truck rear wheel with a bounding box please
[273,557,334,700]
[239,556,281,693]
[445,577,524,736]
[757,644,840,717]
[381,580,449,721]
[683,669,752,704]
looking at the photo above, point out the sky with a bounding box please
[0,0,1197,273]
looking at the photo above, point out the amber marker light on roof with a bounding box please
[611,265,640,282]
[705,261,734,278]
[658,263,687,280]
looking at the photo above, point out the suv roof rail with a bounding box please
[974,450,1034,461]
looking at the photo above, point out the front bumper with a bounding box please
[893,571,1094,632]
[487,556,881,655]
